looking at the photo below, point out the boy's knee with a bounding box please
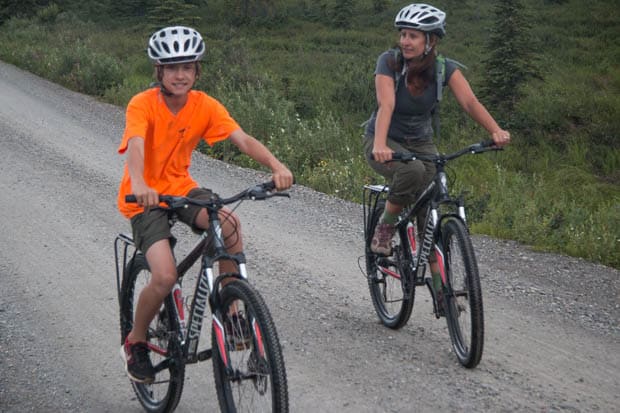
[150,271,177,294]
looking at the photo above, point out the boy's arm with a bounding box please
[228,129,294,190]
[126,137,159,207]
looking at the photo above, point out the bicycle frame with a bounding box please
[114,205,251,370]
[363,158,467,303]
[364,141,498,367]
[181,206,248,365]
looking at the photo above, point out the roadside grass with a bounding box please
[0,1,617,268]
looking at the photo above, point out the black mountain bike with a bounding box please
[114,181,289,412]
[363,140,502,368]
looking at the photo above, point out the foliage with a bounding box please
[0,0,618,268]
[332,0,355,29]
[147,0,200,30]
[480,0,538,122]
[36,2,60,24]
[0,0,46,24]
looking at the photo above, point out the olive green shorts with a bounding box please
[364,136,437,207]
[130,187,215,253]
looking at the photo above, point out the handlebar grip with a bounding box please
[262,180,276,191]
[481,139,495,148]
[125,195,137,203]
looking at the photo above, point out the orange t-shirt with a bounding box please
[117,88,240,218]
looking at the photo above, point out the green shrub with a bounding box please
[36,3,61,24]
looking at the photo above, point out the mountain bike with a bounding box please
[363,140,502,368]
[114,181,289,412]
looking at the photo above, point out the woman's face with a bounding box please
[160,63,197,96]
[398,28,428,60]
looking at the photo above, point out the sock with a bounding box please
[432,271,442,292]
[380,210,399,225]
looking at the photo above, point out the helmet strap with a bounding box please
[154,66,174,96]
[423,33,433,56]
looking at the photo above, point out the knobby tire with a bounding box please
[212,279,288,412]
[365,200,415,329]
[441,218,484,368]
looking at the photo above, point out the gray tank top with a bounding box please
[365,51,459,142]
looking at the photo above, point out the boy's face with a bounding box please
[160,63,197,96]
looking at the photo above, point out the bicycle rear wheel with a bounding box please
[441,218,484,368]
[120,254,185,412]
[212,278,288,412]
[365,199,414,329]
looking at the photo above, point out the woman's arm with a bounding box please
[228,129,294,190]
[448,69,511,146]
[372,74,397,162]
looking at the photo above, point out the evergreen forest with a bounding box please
[0,0,618,268]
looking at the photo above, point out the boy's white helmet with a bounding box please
[394,3,446,38]
[147,26,205,64]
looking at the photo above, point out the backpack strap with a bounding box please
[433,54,447,144]
[391,48,406,91]
[435,54,446,103]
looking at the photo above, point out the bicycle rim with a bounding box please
[365,201,414,329]
[121,256,185,412]
[442,219,484,368]
[212,279,288,412]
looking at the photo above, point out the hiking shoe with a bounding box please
[225,313,252,351]
[120,338,155,383]
[371,223,396,255]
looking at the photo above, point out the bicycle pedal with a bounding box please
[376,257,396,266]
[197,349,212,361]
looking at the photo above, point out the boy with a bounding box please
[118,26,293,383]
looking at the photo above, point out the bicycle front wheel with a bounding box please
[441,218,484,368]
[212,278,288,412]
[120,254,185,412]
[365,200,414,329]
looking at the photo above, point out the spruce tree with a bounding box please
[147,0,199,30]
[333,0,354,29]
[480,0,537,122]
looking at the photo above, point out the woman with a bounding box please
[364,4,510,300]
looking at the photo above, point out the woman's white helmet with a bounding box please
[147,26,205,65]
[394,3,446,38]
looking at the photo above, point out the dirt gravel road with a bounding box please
[0,60,618,412]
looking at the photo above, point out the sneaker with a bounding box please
[371,223,396,255]
[120,338,155,383]
[225,313,252,351]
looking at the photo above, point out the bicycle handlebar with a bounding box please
[125,180,290,208]
[371,140,502,163]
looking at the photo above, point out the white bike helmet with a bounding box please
[394,3,446,38]
[147,26,205,65]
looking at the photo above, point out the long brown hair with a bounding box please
[389,33,440,95]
